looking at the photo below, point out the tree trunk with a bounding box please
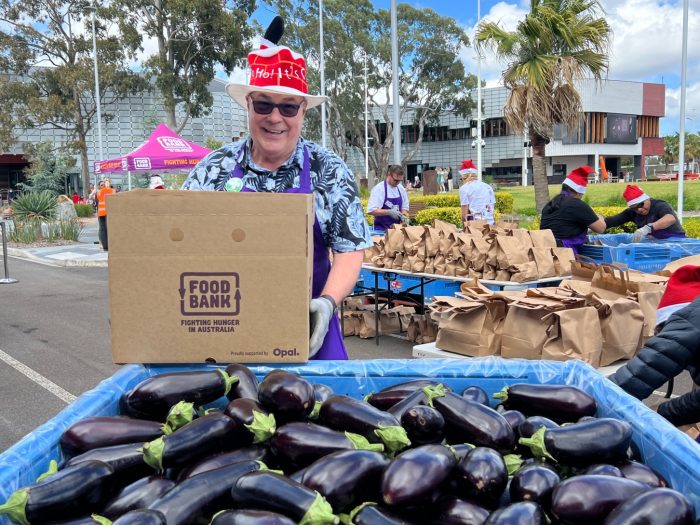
[530,131,550,214]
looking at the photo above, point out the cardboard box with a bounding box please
[107,190,313,363]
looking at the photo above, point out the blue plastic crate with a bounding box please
[582,234,700,272]
[1,359,700,519]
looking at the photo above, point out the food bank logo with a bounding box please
[180,272,240,316]
[158,136,193,153]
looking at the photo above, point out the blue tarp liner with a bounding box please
[582,233,700,272]
[1,358,700,521]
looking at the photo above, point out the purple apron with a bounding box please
[559,230,588,256]
[652,229,686,240]
[228,147,347,360]
[373,181,403,232]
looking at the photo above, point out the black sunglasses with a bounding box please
[249,98,303,118]
[633,202,646,209]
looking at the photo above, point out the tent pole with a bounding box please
[128,171,131,191]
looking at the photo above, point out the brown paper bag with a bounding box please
[509,261,539,283]
[385,227,405,257]
[552,247,576,276]
[431,296,506,357]
[407,254,426,273]
[495,269,512,281]
[542,308,602,367]
[433,219,458,234]
[587,294,645,365]
[342,311,361,336]
[634,290,664,342]
[433,253,447,274]
[495,220,519,230]
[571,255,599,282]
[468,268,483,279]
[358,311,378,338]
[469,237,491,271]
[424,227,441,257]
[421,314,439,344]
[509,229,534,249]
[439,231,457,257]
[466,224,485,237]
[406,314,425,343]
[483,265,497,279]
[458,279,495,300]
[403,226,426,255]
[494,236,530,268]
[371,253,386,268]
[530,247,557,278]
[500,302,550,359]
[529,229,557,248]
[392,252,405,270]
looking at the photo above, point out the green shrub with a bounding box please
[495,192,514,214]
[11,191,57,222]
[45,220,83,242]
[684,218,700,239]
[413,207,462,227]
[74,204,94,218]
[8,220,41,243]
[591,206,636,233]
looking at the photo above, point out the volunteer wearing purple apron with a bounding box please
[367,165,409,232]
[604,185,686,242]
[540,166,606,255]
[182,17,371,360]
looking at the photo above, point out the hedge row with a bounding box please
[409,192,514,214]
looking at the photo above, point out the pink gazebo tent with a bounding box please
[94,123,212,189]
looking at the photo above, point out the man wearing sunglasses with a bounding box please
[367,165,410,232]
[604,185,685,242]
[182,17,371,360]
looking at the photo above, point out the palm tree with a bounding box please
[476,0,611,213]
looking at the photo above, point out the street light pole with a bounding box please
[390,0,401,165]
[677,0,689,224]
[91,0,104,190]
[476,0,483,182]
[319,0,327,148]
[364,51,369,182]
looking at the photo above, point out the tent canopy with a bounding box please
[94,123,212,174]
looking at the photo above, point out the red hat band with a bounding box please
[248,47,308,95]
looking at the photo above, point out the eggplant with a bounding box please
[431,498,489,525]
[0,460,114,525]
[319,395,410,454]
[455,446,507,505]
[101,476,175,520]
[112,510,166,525]
[300,450,390,513]
[148,459,264,525]
[349,504,416,525]
[378,379,446,393]
[432,392,515,452]
[120,369,237,420]
[366,390,415,411]
[225,363,259,400]
[400,405,445,445]
[517,417,558,440]
[519,418,632,467]
[381,444,457,507]
[551,475,649,524]
[617,460,667,487]
[500,411,526,437]
[583,464,623,477]
[176,445,273,481]
[46,517,111,525]
[64,442,151,487]
[484,502,546,525]
[223,398,276,444]
[141,412,238,472]
[509,464,560,512]
[603,487,694,525]
[270,421,383,469]
[211,509,296,525]
[60,417,164,459]
[461,386,489,406]
[313,383,334,403]
[258,370,315,422]
[450,443,475,461]
[231,471,338,524]
[493,384,596,423]
[387,384,446,420]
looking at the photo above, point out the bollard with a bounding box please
[0,220,18,284]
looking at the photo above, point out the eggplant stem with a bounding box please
[345,432,384,453]
[140,436,166,473]
[163,401,196,435]
[299,492,339,525]
[421,383,447,407]
[217,368,239,397]
[309,400,323,420]
[518,427,556,462]
[347,502,377,524]
[92,515,112,525]
[374,425,411,455]
[245,411,277,443]
[0,488,30,525]
[35,459,58,482]
[493,386,509,402]
[503,454,524,476]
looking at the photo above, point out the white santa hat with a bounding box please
[149,175,165,190]
[656,265,700,326]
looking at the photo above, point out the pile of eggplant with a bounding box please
[0,365,696,525]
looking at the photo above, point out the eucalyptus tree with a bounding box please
[271,0,477,181]
[0,0,147,195]
[477,0,611,212]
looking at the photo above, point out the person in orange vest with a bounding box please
[96,178,114,251]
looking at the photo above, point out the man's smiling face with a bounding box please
[247,92,307,169]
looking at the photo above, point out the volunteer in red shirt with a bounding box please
[604,185,686,242]
[540,166,605,254]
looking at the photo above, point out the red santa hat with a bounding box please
[149,175,165,190]
[459,160,478,177]
[562,166,594,194]
[623,185,650,207]
[226,16,326,109]
[656,265,700,326]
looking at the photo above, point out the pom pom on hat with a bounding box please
[459,159,478,177]
[656,265,700,326]
[623,185,650,207]
[563,166,594,194]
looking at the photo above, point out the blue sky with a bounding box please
[251,0,699,135]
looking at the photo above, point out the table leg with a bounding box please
[375,272,379,346]
[420,277,425,314]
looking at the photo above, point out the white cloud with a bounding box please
[460,0,700,134]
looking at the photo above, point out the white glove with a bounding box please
[401,213,410,225]
[309,296,336,358]
[387,208,403,221]
[632,224,652,243]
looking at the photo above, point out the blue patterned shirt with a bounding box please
[182,136,372,253]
